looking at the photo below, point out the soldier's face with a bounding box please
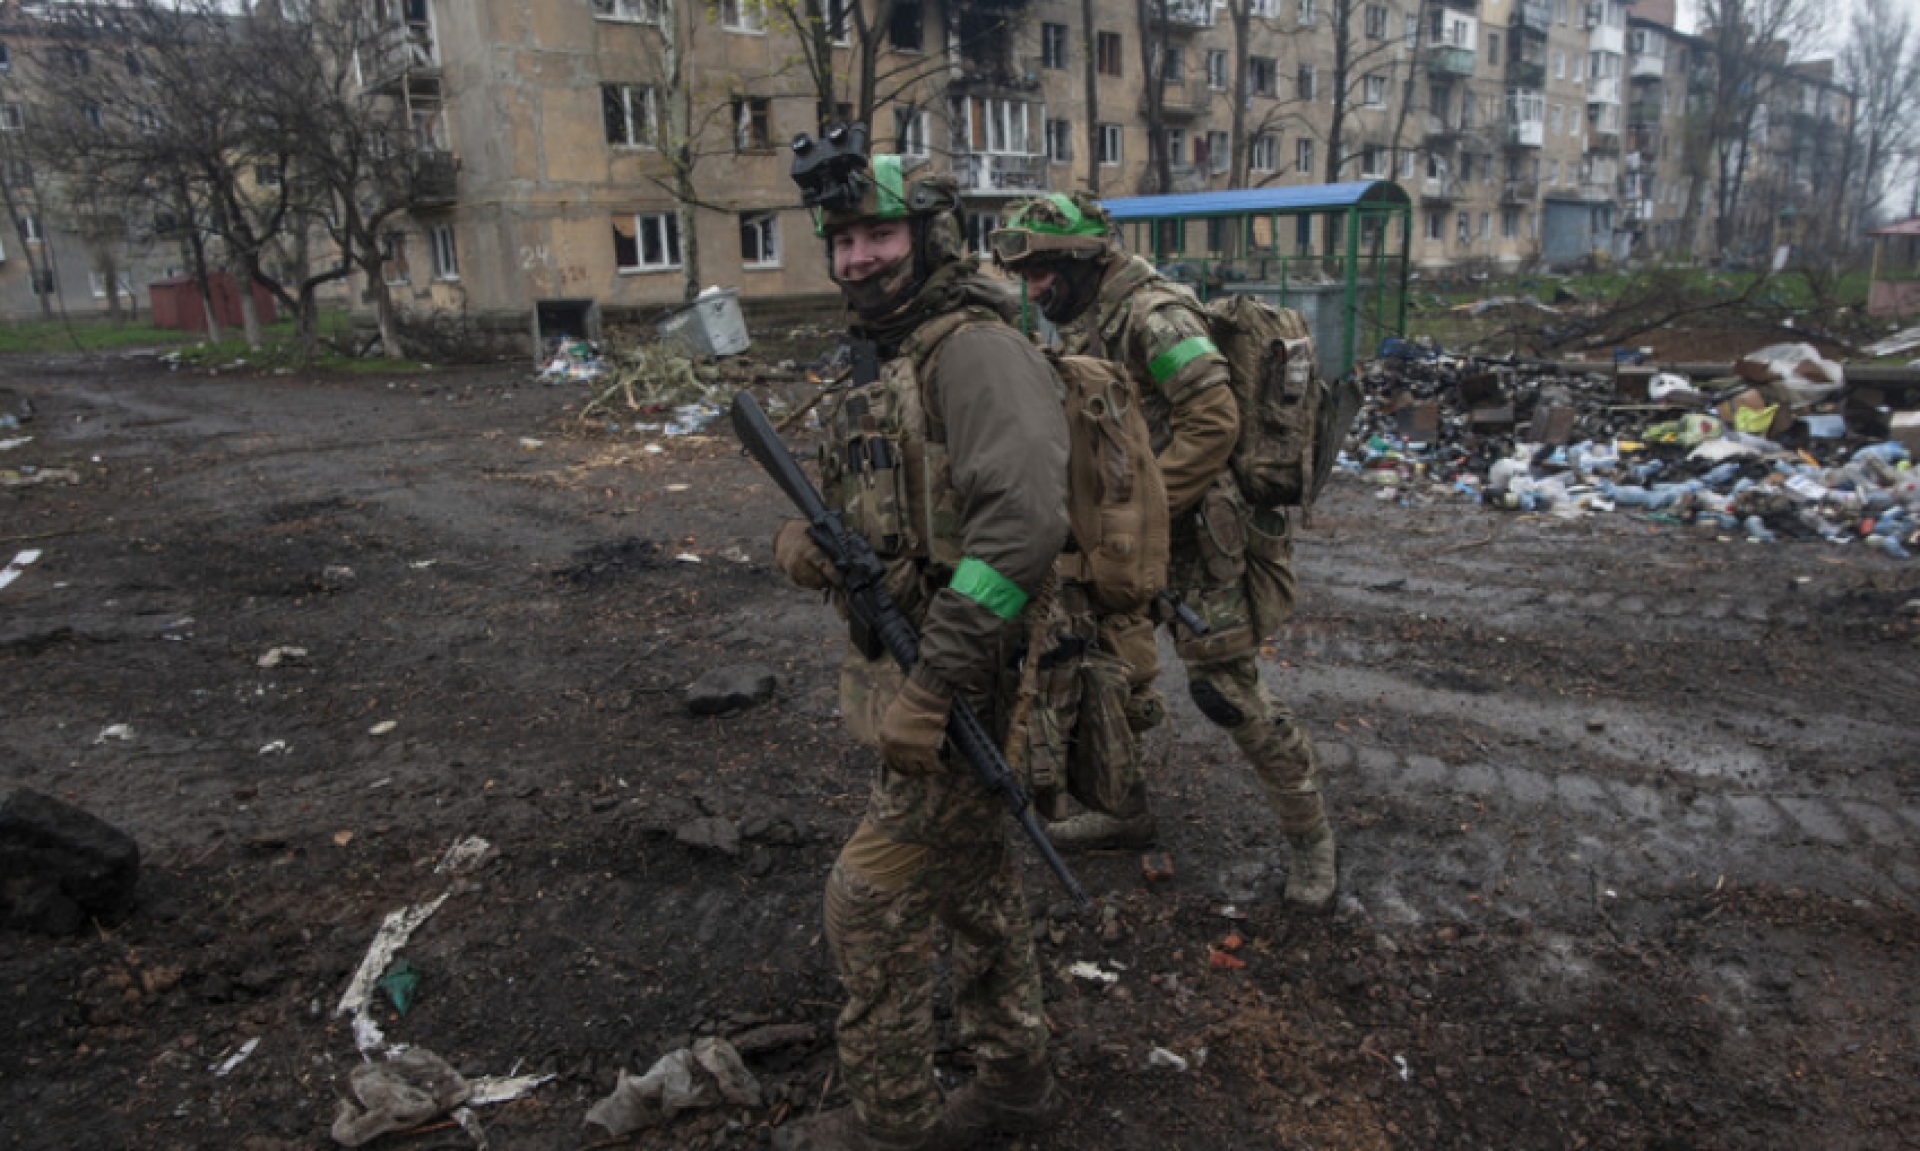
[830,221,913,282]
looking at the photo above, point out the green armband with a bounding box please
[948,557,1028,621]
[1147,335,1220,385]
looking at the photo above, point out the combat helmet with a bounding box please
[790,122,961,235]
[989,191,1115,270]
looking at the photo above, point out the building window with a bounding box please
[1502,208,1519,238]
[1097,31,1122,76]
[1363,74,1386,107]
[733,96,771,150]
[1426,211,1443,240]
[1046,118,1073,163]
[964,212,998,256]
[615,212,681,272]
[1205,130,1229,173]
[80,103,104,130]
[740,212,779,267]
[894,108,929,156]
[593,0,662,24]
[20,213,43,243]
[427,223,458,280]
[1251,0,1278,16]
[0,43,10,73]
[381,233,410,285]
[720,0,762,32]
[1548,104,1562,133]
[603,84,657,148]
[255,164,282,188]
[137,105,160,133]
[1251,133,1277,173]
[1042,22,1068,69]
[89,271,134,299]
[1365,4,1386,37]
[955,96,1036,154]
[1250,56,1276,96]
[1295,137,1313,173]
[1164,46,1184,83]
[1165,127,1185,166]
[1099,123,1122,166]
[0,104,22,132]
[889,0,922,49]
[825,0,850,45]
[1488,31,1501,66]
[1297,0,1316,22]
[1362,145,1386,177]
[1206,49,1227,90]
[1479,211,1491,238]
[1297,63,1316,101]
[1457,212,1470,243]
[1553,50,1565,79]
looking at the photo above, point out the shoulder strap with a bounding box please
[899,306,1002,377]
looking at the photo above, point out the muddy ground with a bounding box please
[1,338,1917,1151]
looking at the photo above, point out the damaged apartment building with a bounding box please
[0,0,1854,343]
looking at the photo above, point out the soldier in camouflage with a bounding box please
[768,144,1070,1151]
[990,190,1339,913]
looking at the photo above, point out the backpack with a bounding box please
[1047,350,1169,615]
[906,316,1168,616]
[1198,294,1365,511]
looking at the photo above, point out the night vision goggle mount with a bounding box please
[790,122,871,213]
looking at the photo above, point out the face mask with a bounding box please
[837,249,918,317]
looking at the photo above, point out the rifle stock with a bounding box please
[731,390,1092,911]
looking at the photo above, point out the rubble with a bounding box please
[1347,338,1920,558]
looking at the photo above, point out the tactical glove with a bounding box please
[878,677,951,776]
[772,519,838,591]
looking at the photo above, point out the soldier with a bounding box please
[768,139,1069,1151]
[989,191,1339,912]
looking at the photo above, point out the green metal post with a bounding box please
[1342,206,1360,378]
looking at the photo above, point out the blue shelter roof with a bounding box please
[1098,180,1411,221]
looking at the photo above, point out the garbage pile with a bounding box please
[1346,339,1920,558]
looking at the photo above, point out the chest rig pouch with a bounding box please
[818,312,992,572]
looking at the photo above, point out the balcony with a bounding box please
[1629,51,1665,80]
[357,20,439,94]
[1159,0,1214,30]
[1426,45,1476,76]
[1426,115,1464,143]
[1587,76,1621,105]
[1507,58,1547,88]
[1623,198,1654,226]
[1422,178,1461,202]
[1513,0,1552,33]
[1141,78,1213,119]
[1589,23,1624,55]
[409,151,459,208]
[952,152,1048,197]
[1627,98,1662,126]
[1505,119,1544,147]
[1578,181,1614,203]
[1501,178,1539,203]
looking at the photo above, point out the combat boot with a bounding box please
[770,1106,951,1151]
[942,1057,1062,1141]
[1045,810,1157,851]
[1283,819,1338,913]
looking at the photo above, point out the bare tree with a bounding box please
[1685,0,1820,259]
[1083,0,1103,194]
[1840,0,1920,235]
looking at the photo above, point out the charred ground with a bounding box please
[1,344,1916,1151]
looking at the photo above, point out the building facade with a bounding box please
[0,0,1857,332]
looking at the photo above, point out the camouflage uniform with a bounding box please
[1061,252,1331,840]
[777,153,1069,1142]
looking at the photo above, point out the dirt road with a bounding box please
[1,349,1916,1150]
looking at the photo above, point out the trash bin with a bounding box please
[657,287,750,357]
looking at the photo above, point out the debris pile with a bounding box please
[1347,339,1920,557]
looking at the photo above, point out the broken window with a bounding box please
[889,0,923,50]
[740,212,779,266]
[1249,56,1276,96]
[603,84,657,148]
[1097,32,1122,77]
[732,97,771,150]
[614,212,681,272]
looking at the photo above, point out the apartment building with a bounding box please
[0,0,1856,333]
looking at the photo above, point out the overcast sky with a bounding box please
[1675,0,1920,57]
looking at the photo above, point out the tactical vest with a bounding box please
[817,308,1000,572]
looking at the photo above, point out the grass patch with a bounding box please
[0,309,432,372]
[0,317,200,354]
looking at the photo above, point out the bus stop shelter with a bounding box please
[1097,180,1413,377]
[1867,216,1920,319]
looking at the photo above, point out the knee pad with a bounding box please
[1188,678,1245,728]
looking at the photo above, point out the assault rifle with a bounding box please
[731,390,1092,911]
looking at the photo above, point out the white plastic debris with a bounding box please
[258,740,291,755]
[211,1037,260,1077]
[1066,961,1120,985]
[258,646,308,669]
[435,836,494,875]
[95,724,135,745]
[0,549,41,591]
[336,893,450,1052]
[368,720,398,736]
[1147,1047,1189,1072]
[1393,1054,1411,1081]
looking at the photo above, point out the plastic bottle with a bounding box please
[1852,442,1911,467]
[1865,534,1911,559]
[1743,516,1776,542]
[1699,461,1741,487]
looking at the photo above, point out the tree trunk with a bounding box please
[1229,0,1250,188]
[1082,0,1101,195]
